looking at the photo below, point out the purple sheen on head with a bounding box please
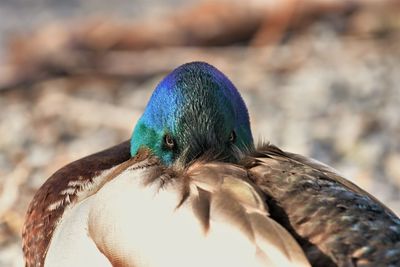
[152,62,250,126]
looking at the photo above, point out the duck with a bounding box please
[22,62,400,267]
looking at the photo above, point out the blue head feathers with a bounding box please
[130,62,253,166]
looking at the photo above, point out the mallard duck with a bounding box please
[22,62,400,267]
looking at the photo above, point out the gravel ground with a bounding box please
[1,2,400,266]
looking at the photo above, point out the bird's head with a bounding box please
[130,62,253,167]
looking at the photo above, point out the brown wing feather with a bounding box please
[258,143,397,216]
[246,143,400,266]
[22,140,131,267]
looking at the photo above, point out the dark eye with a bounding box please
[229,130,236,143]
[164,134,175,150]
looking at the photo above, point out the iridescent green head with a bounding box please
[130,62,253,166]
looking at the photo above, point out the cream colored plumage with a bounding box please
[44,156,310,267]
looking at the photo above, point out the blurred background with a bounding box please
[0,0,400,265]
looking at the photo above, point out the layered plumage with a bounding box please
[22,62,400,267]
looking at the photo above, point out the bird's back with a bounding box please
[246,143,400,266]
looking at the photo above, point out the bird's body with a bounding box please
[23,62,400,267]
[43,150,308,267]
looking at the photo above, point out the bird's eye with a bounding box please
[229,130,236,143]
[164,134,175,150]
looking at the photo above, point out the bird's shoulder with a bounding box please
[22,140,132,267]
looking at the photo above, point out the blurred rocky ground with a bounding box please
[0,0,400,266]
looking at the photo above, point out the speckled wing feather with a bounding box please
[246,143,400,266]
[22,141,131,267]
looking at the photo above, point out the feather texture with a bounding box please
[187,162,310,266]
[245,143,400,266]
[86,156,310,267]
